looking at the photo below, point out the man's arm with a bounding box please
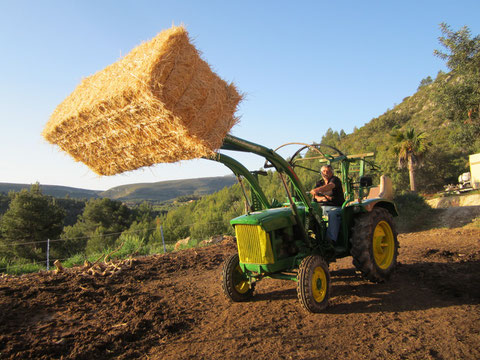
[309,182,335,196]
[309,180,336,203]
[312,193,332,202]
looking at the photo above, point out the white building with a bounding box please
[470,153,480,189]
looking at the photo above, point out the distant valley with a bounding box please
[0,175,237,203]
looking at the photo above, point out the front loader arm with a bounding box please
[221,135,312,210]
[210,152,270,210]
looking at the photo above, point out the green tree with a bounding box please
[161,208,191,244]
[56,224,89,258]
[120,202,159,246]
[0,193,10,215]
[133,201,156,223]
[0,184,65,260]
[81,198,132,231]
[418,76,433,89]
[434,23,480,149]
[320,128,341,147]
[392,128,429,192]
[435,23,480,76]
[60,198,133,255]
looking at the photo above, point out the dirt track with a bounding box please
[0,227,479,360]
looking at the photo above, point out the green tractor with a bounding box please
[214,135,399,313]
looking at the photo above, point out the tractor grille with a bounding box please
[235,225,274,265]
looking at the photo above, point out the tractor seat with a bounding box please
[366,175,393,200]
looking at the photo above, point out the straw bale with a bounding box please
[42,26,242,175]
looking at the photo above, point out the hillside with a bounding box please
[0,183,101,200]
[321,71,477,193]
[0,176,237,204]
[100,175,236,202]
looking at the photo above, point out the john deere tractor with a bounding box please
[213,135,398,313]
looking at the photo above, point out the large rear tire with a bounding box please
[297,255,331,313]
[351,207,399,282]
[222,253,254,302]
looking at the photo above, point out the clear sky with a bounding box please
[0,0,478,190]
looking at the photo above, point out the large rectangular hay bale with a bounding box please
[42,26,242,176]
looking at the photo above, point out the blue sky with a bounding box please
[0,0,478,190]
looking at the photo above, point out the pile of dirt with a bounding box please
[0,228,479,359]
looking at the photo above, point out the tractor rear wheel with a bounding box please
[297,255,331,313]
[222,253,255,302]
[351,207,399,282]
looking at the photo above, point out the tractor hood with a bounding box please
[230,206,305,232]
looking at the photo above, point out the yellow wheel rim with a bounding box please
[373,220,395,269]
[312,266,327,302]
[234,265,250,294]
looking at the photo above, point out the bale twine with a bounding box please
[42,25,242,175]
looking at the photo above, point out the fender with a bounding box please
[349,198,398,217]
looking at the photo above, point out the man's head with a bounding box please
[321,164,334,180]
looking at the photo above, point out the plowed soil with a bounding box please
[1,227,479,360]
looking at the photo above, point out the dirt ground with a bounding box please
[0,226,479,359]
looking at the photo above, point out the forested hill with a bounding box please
[0,175,236,203]
[319,72,479,193]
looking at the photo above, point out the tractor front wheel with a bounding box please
[351,207,399,282]
[297,255,331,313]
[222,253,255,302]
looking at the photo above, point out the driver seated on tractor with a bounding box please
[309,164,345,244]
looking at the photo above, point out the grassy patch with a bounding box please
[1,259,44,275]
[62,253,89,268]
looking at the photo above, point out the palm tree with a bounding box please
[392,128,429,192]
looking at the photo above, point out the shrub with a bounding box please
[394,192,436,233]
[62,253,88,268]
[112,234,148,259]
